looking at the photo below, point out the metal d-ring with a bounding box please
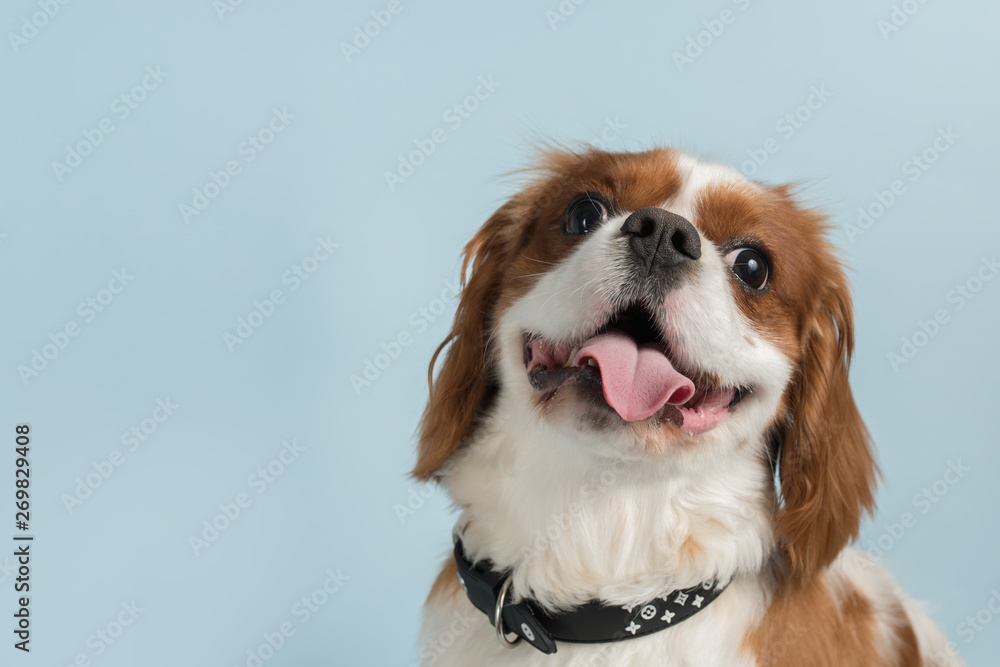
[493,577,521,649]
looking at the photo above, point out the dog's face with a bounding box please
[501,154,803,450]
[416,148,876,582]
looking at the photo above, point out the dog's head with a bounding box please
[415,147,876,583]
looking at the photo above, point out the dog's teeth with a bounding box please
[565,347,580,367]
[587,358,598,368]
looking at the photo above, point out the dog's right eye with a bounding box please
[565,196,608,235]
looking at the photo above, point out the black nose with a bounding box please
[620,207,701,271]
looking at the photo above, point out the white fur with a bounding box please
[419,153,960,666]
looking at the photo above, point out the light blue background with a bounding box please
[1,0,997,665]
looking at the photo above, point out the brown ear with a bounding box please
[774,264,878,584]
[411,201,520,481]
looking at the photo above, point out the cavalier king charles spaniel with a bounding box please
[413,147,960,666]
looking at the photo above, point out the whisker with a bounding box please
[521,256,559,267]
[568,275,603,303]
[538,286,572,319]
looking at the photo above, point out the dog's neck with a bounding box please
[443,403,777,611]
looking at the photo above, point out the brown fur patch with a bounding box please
[889,602,923,667]
[747,574,879,666]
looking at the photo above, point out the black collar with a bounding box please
[453,536,727,655]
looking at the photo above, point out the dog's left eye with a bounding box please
[725,248,769,290]
[565,196,608,235]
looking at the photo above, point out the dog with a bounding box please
[413,147,961,666]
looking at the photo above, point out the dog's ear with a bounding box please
[411,201,521,481]
[773,257,878,584]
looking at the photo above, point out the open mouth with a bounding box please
[523,304,747,434]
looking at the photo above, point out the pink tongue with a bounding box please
[576,331,695,422]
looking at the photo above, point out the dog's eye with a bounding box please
[725,248,769,290]
[565,196,607,235]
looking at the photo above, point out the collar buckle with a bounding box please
[493,577,521,649]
